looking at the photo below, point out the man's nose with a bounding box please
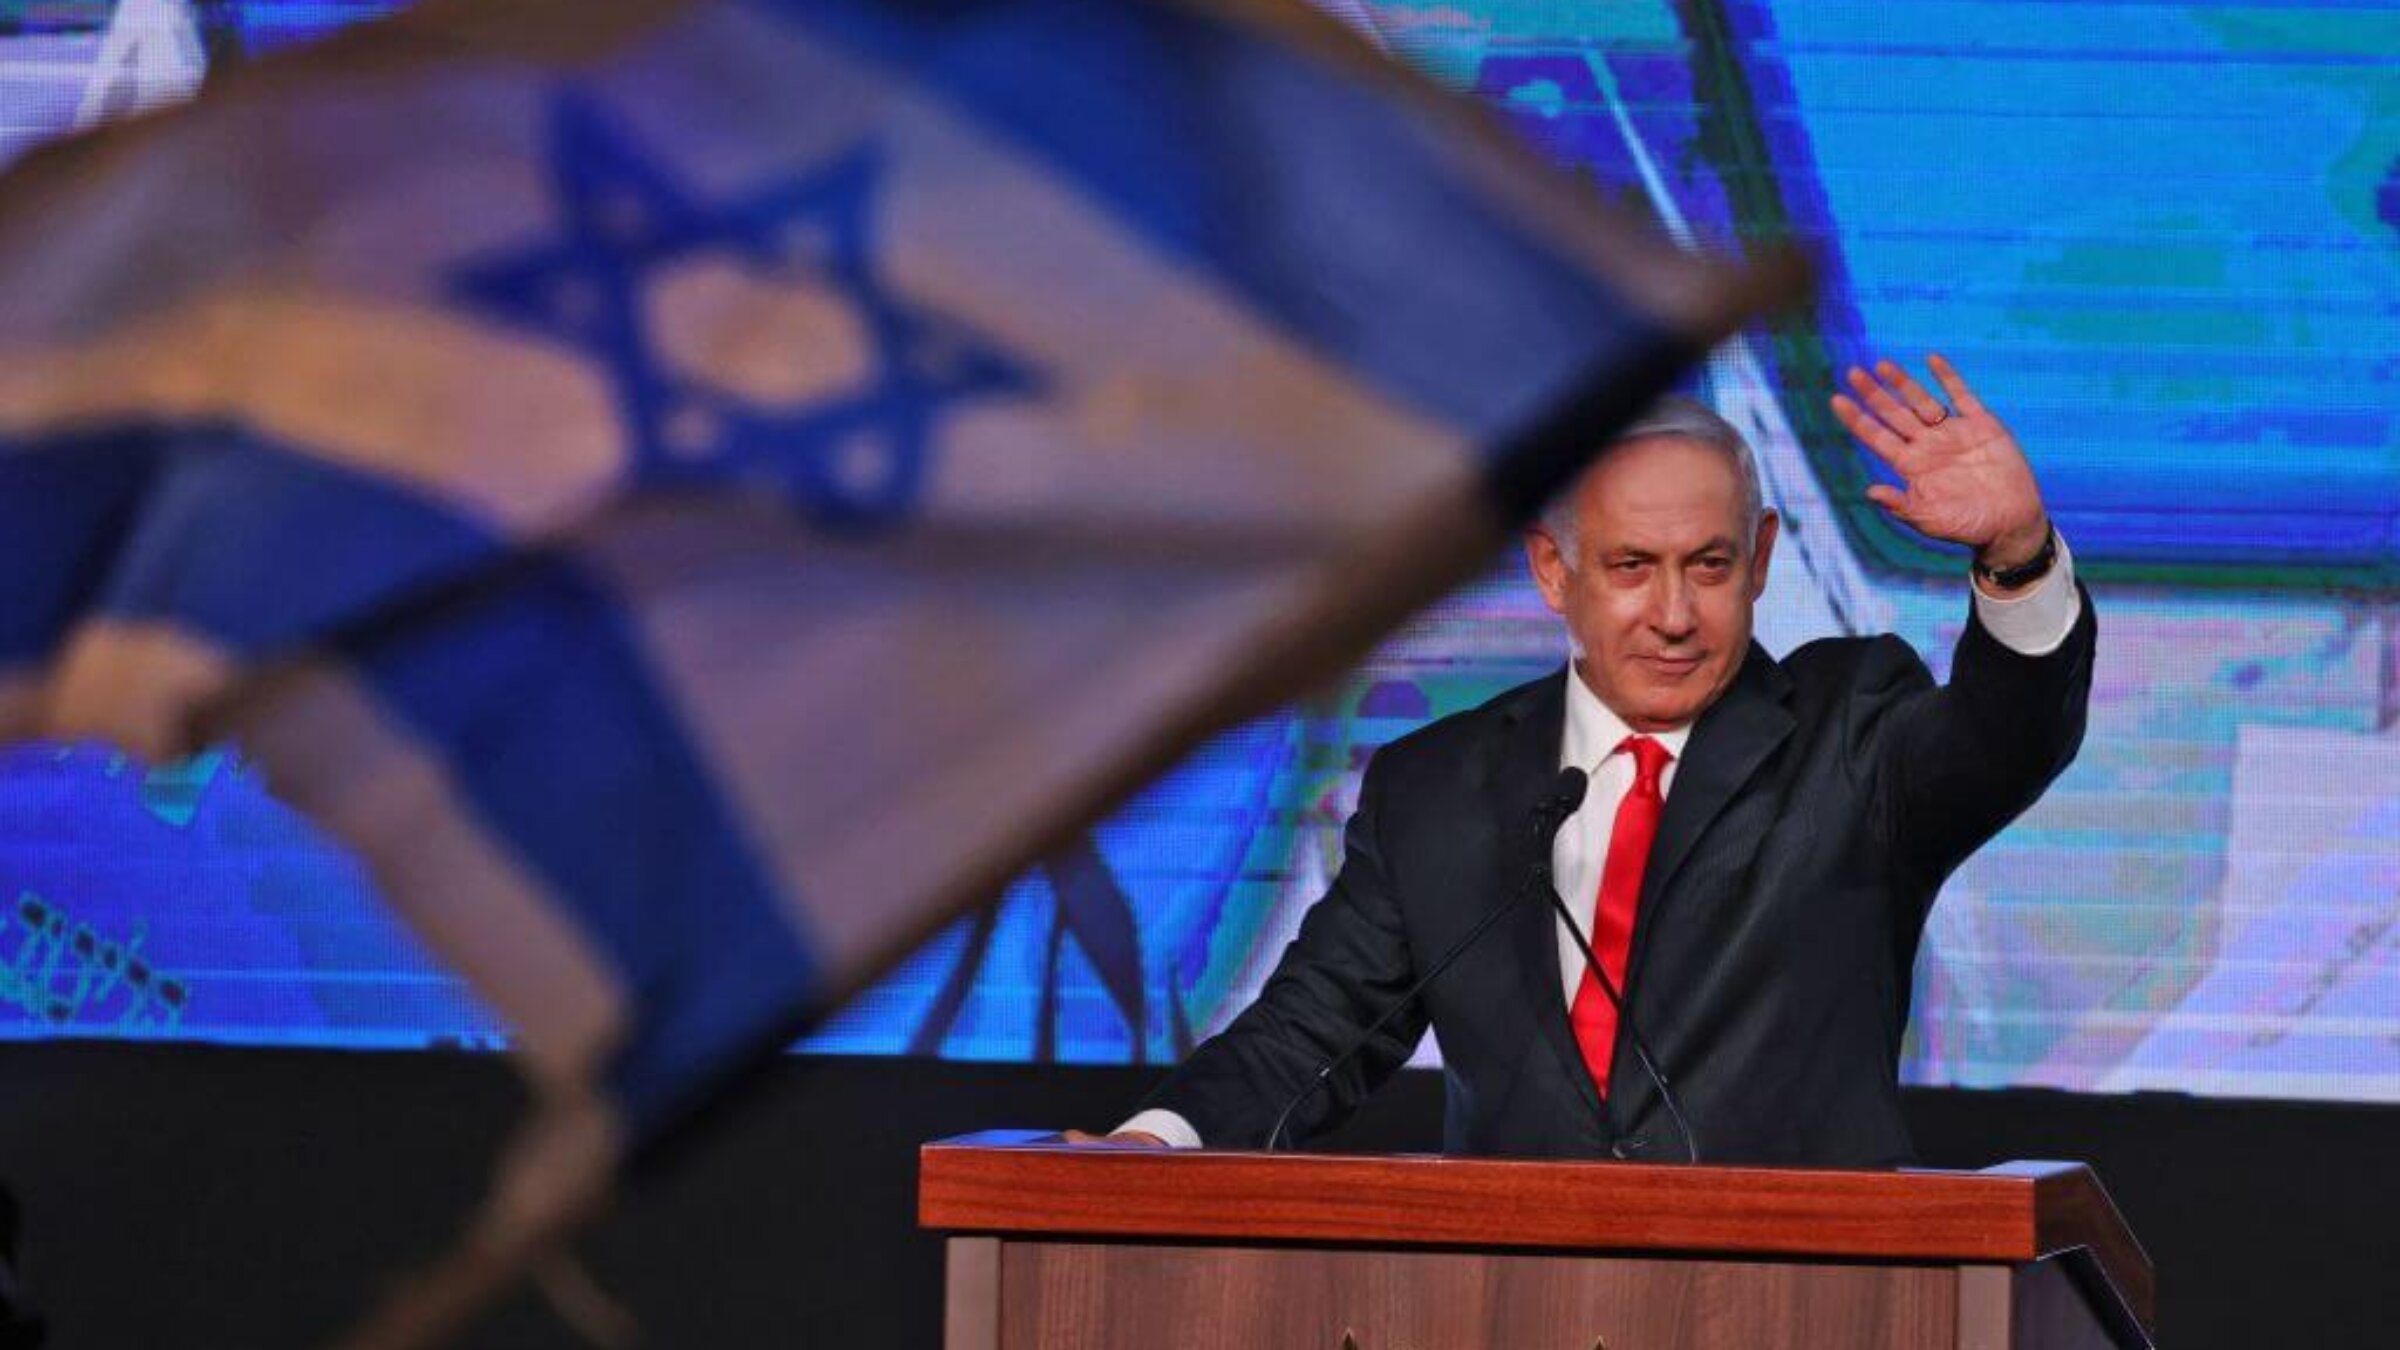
[1650,574,1698,638]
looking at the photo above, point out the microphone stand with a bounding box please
[1541,873,1702,1163]
[1261,769,1589,1151]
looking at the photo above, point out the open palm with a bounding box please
[1830,354,2048,565]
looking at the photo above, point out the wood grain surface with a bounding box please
[996,1242,1961,1350]
[920,1134,2155,1337]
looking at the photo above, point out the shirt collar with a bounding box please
[1559,660,1693,771]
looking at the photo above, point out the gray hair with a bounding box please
[1538,394,1766,566]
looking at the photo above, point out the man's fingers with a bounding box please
[1875,359,1950,427]
[1844,364,1919,440]
[1864,482,1929,533]
[1057,1128,1169,1148]
[1927,352,1988,418]
[1830,392,1913,469]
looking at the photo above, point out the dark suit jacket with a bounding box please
[1146,589,2096,1167]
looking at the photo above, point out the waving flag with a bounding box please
[0,0,1793,1339]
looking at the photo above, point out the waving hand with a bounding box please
[1830,354,2051,575]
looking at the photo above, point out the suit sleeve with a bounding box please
[1870,578,2097,904]
[1136,751,1428,1149]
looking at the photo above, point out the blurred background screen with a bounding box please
[2,0,2394,1104]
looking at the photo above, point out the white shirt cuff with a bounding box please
[1971,532,2081,657]
[1113,1107,1204,1149]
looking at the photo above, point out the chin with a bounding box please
[1633,682,1715,729]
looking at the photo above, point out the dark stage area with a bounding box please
[0,1045,2391,1348]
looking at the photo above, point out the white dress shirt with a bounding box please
[1118,542,2081,1148]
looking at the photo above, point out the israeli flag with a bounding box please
[0,0,1786,1330]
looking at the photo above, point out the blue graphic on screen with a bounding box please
[1,0,2395,1105]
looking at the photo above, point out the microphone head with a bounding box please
[1524,768,1588,842]
[1549,766,1589,815]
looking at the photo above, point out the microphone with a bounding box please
[1262,768,1589,1151]
[1542,869,1703,1164]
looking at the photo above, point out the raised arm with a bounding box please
[1832,355,2095,887]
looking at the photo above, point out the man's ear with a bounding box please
[1747,509,1781,600]
[1526,526,1572,616]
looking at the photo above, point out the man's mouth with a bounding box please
[1640,653,1705,677]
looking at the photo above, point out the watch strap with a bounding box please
[1974,525,2058,590]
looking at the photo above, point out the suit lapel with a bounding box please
[1624,645,1795,996]
[1492,669,1607,1125]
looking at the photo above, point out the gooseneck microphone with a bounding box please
[1262,768,1589,1151]
[1542,869,1703,1163]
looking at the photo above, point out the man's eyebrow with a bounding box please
[1608,538,1740,560]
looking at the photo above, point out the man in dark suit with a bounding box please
[1095,356,2093,1167]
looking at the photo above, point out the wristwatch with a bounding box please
[1973,525,2058,590]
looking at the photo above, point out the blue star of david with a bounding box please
[452,94,1043,527]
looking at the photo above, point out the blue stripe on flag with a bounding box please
[759,0,1678,442]
[341,555,819,1129]
[86,431,499,655]
[0,431,165,665]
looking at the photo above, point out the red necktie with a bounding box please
[1570,734,1672,1099]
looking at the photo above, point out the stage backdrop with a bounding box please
[1,0,2394,1103]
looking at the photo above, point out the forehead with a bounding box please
[1567,435,1748,542]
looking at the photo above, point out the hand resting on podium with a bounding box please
[1056,1128,1167,1147]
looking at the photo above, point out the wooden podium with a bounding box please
[921,1132,2155,1349]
